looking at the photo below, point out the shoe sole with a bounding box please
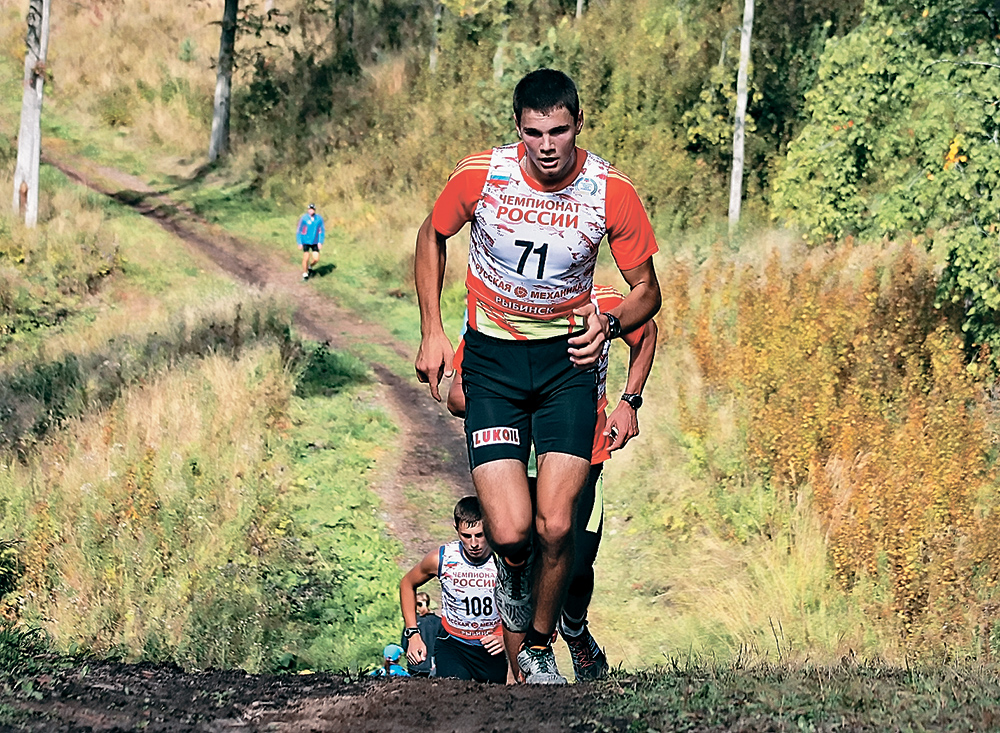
[525,673,567,685]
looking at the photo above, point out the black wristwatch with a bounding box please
[403,627,420,639]
[605,313,622,340]
[620,393,643,410]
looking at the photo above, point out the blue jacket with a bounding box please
[296,213,325,246]
[369,663,410,677]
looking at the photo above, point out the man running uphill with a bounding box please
[399,497,507,683]
[448,283,659,682]
[414,69,661,684]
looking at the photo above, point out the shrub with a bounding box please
[772,0,1000,361]
[676,237,999,652]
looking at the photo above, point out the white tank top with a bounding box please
[437,540,500,642]
[465,143,611,340]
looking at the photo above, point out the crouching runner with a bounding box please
[399,497,507,683]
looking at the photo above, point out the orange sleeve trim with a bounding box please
[606,165,635,187]
[593,285,625,308]
[433,154,491,237]
[449,151,493,179]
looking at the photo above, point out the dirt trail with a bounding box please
[45,146,470,565]
[0,150,638,732]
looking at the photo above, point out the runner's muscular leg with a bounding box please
[471,458,533,555]
[531,451,590,636]
[474,459,533,681]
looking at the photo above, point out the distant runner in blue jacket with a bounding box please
[296,203,325,280]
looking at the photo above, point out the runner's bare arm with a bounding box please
[399,549,440,664]
[605,318,657,451]
[414,213,455,401]
[567,257,661,367]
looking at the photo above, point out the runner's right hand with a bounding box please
[415,332,454,402]
[567,303,607,368]
[406,635,427,664]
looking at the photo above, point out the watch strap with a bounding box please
[605,313,622,340]
[621,393,643,410]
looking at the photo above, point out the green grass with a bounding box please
[594,658,1000,732]
[278,341,406,673]
[0,622,51,688]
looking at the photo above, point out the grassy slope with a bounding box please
[0,42,407,674]
[12,66,892,670]
[4,0,998,685]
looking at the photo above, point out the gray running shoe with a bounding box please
[494,551,534,633]
[559,620,609,681]
[516,644,567,685]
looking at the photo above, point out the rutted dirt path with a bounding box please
[45,145,470,565]
[0,149,633,732]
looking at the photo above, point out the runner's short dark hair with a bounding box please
[454,495,483,528]
[513,68,580,125]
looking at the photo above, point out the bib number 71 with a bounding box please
[515,239,548,279]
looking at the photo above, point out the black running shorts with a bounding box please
[461,327,598,470]
[434,632,508,683]
[301,243,320,252]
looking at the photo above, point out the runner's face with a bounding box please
[457,521,490,560]
[516,106,583,184]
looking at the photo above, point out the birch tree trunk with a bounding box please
[576,0,584,20]
[208,0,238,162]
[429,2,443,72]
[728,0,754,232]
[12,0,51,228]
[492,24,508,82]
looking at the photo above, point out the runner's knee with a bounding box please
[534,511,573,551]
[487,528,531,558]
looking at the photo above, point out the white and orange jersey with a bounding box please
[437,540,501,643]
[432,143,658,340]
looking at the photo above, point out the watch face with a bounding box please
[622,394,642,410]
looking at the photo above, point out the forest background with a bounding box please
[0,0,999,679]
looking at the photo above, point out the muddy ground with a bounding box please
[0,151,633,732]
[3,658,629,732]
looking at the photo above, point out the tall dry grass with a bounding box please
[0,292,293,456]
[0,342,295,669]
[595,231,999,666]
[1,0,218,163]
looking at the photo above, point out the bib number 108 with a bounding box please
[462,595,494,617]
[515,239,548,279]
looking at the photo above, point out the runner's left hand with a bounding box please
[481,633,505,656]
[605,402,639,451]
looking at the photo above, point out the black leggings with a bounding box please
[565,463,604,619]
